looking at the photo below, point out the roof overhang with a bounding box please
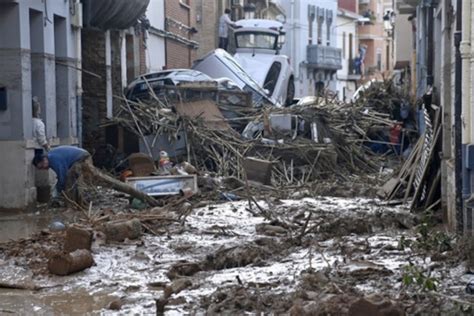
[396,0,418,14]
[82,0,150,30]
[337,8,363,20]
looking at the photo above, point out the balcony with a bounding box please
[396,0,417,14]
[82,0,150,30]
[306,45,342,71]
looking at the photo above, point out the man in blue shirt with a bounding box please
[33,145,161,207]
[33,146,90,204]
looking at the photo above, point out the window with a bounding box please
[235,32,278,50]
[326,23,331,46]
[317,22,323,44]
[326,9,333,46]
[0,87,6,111]
[349,33,353,60]
[376,49,382,71]
[342,32,346,59]
[263,62,282,95]
[317,7,324,44]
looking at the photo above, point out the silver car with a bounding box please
[192,49,276,107]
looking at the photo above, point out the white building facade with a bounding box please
[277,0,341,97]
[145,0,166,72]
[336,8,362,102]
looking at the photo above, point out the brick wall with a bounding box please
[165,0,197,68]
[339,0,357,13]
[82,29,106,164]
[195,0,219,58]
[82,30,129,167]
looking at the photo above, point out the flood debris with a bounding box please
[3,78,467,314]
[380,101,441,211]
[111,80,409,187]
[64,226,93,252]
[48,249,94,276]
[107,299,124,311]
[103,218,142,242]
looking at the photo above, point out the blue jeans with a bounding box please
[218,37,228,51]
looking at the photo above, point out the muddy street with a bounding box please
[1,192,472,315]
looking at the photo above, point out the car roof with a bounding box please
[235,19,284,29]
[139,69,211,81]
[128,69,213,89]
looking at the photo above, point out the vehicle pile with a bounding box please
[111,82,405,188]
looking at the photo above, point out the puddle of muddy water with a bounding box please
[0,288,118,315]
[0,208,77,242]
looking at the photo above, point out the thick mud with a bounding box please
[0,196,473,314]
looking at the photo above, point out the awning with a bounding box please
[82,0,150,30]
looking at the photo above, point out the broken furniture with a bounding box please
[126,175,198,197]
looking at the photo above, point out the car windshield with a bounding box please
[219,53,268,95]
[236,32,278,50]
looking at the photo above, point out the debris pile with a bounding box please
[380,104,441,211]
[111,82,407,187]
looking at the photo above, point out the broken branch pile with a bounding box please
[111,83,404,186]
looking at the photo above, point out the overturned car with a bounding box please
[233,19,294,106]
[192,49,276,107]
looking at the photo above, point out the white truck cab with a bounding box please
[233,19,295,106]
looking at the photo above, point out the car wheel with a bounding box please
[286,78,295,106]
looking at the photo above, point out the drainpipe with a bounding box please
[461,0,471,206]
[120,31,127,89]
[105,30,113,119]
[455,0,464,232]
[467,0,474,232]
[426,2,434,87]
[76,0,83,146]
[290,0,297,78]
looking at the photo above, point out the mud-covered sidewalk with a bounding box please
[1,193,473,315]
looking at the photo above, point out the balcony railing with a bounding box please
[348,58,362,79]
[306,45,342,71]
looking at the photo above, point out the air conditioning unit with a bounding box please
[232,0,244,7]
[71,2,83,28]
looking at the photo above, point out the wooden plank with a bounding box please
[410,123,441,210]
[424,169,441,209]
[243,157,274,185]
[175,99,230,131]
[377,177,400,199]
